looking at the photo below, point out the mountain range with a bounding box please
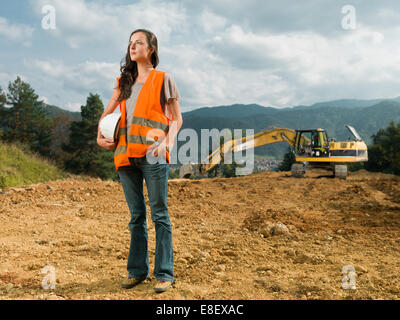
[40,96,400,160]
[179,97,400,159]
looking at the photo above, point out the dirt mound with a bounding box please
[0,170,399,300]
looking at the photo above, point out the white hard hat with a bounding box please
[100,111,121,141]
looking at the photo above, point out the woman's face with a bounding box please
[129,32,153,63]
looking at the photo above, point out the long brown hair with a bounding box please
[118,29,159,102]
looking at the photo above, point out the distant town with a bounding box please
[253,159,282,172]
[170,159,283,177]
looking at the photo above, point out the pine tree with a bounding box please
[49,113,74,165]
[0,86,6,107]
[366,121,400,175]
[278,147,296,171]
[221,160,243,177]
[3,77,52,156]
[62,93,116,179]
[0,87,6,138]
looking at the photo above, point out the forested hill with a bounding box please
[180,98,400,159]
[43,104,81,121]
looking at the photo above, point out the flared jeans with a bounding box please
[117,156,174,281]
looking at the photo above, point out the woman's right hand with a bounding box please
[97,136,116,151]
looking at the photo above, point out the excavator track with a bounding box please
[334,164,347,179]
[291,163,305,178]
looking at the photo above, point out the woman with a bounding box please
[97,29,183,293]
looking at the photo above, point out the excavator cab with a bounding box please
[294,129,329,157]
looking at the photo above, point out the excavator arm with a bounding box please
[179,127,297,178]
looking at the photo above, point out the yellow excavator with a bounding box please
[179,125,368,179]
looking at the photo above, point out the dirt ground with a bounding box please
[0,169,399,300]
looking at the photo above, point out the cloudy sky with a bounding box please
[1,0,400,112]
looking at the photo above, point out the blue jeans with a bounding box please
[117,156,174,281]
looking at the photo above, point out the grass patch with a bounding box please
[0,141,67,189]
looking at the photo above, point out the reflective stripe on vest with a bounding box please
[113,69,171,170]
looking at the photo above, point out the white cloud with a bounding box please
[23,58,120,111]
[199,9,227,34]
[0,68,28,91]
[39,96,49,104]
[0,71,11,88]
[65,102,82,112]
[26,58,119,90]
[160,42,292,109]
[27,59,67,78]
[158,18,400,109]
[377,8,399,19]
[0,17,34,46]
[31,0,187,49]
[8,1,400,111]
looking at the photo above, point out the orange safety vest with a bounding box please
[114,69,171,170]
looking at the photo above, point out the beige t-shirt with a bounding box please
[122,73,180,127]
